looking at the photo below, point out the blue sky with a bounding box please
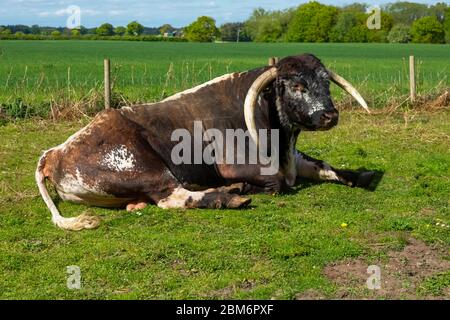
[0,0,442,27]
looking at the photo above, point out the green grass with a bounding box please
[0,111,448,299]
[0,41,449,118]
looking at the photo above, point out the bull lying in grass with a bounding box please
[36,54,377,231]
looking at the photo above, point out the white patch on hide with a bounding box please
[58,168,106,197]
[157,187,205,209]
[303,91,324,116]
[318,163,339,181]
[101,145,136,172]
[121,106,135,112]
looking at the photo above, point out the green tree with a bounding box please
[51,30,61,37]
[244,8,293,42]
[127,21,144,36]
[286,2,338,42]
[429,2,448,23]
[184,16,220,42]
[329,11,360,42]
[114,26,126,36]
[71,29,81,37]
[30,24,40,35]
[330,9,394,43]
[411,16,445,43]
[367,12,394,43]
[96,23,114,36]
[79,26,88,35]
[220,23,249,42]
[445,7,450,30]
[347,24,369,42]
[387,23,411,43]
[384,2,429,25]
[342,3,368,13]
[445,7,450,43]
[159,24,174,35]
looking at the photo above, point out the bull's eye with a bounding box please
[294,84,307,93]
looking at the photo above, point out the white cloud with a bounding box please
[38,7,100,17]
[54,8,68,16]
[38,11,51,17]
[83,9,101,16]
[108,10,125,16]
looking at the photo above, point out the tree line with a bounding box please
[0,21,185,41]
[1,1,449,43]
[223,1,450,44]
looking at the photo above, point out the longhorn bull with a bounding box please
[36,54,376,231]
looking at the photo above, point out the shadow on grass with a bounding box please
[354,168,384,191]
[292,169,385,193]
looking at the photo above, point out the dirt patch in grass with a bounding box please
[295,289,327,300]
[205,279,259,299]
[323,238,450,299]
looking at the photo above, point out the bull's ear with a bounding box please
[244,68,278,145]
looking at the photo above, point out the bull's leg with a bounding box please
[215,183,245,195]
[295,151,376,188]
[157,187,251,209]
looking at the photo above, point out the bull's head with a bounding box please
[244,54,369,144]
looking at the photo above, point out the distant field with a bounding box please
[0,41,449,118]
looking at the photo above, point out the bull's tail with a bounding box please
[35,151,100,231]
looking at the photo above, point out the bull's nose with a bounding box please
[320,110,339,127]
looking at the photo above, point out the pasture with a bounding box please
[0,41,449,120]
[0,41,449,299]
[0,111,449,299]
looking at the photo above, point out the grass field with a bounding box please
[0,41,449,119]
[0,110,449,299]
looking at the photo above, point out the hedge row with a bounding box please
[0,34,188,42]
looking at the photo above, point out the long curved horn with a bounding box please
[329,71,370,114]
[244,67,278,145]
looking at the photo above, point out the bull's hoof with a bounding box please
[227,195,252,209]
[356,170,384,191]
[126,201,148,212]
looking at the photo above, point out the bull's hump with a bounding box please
[161,72,241,103]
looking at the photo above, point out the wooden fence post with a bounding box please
[268,57,276,66]
[104,59,111,109]
[409,55,416,103]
